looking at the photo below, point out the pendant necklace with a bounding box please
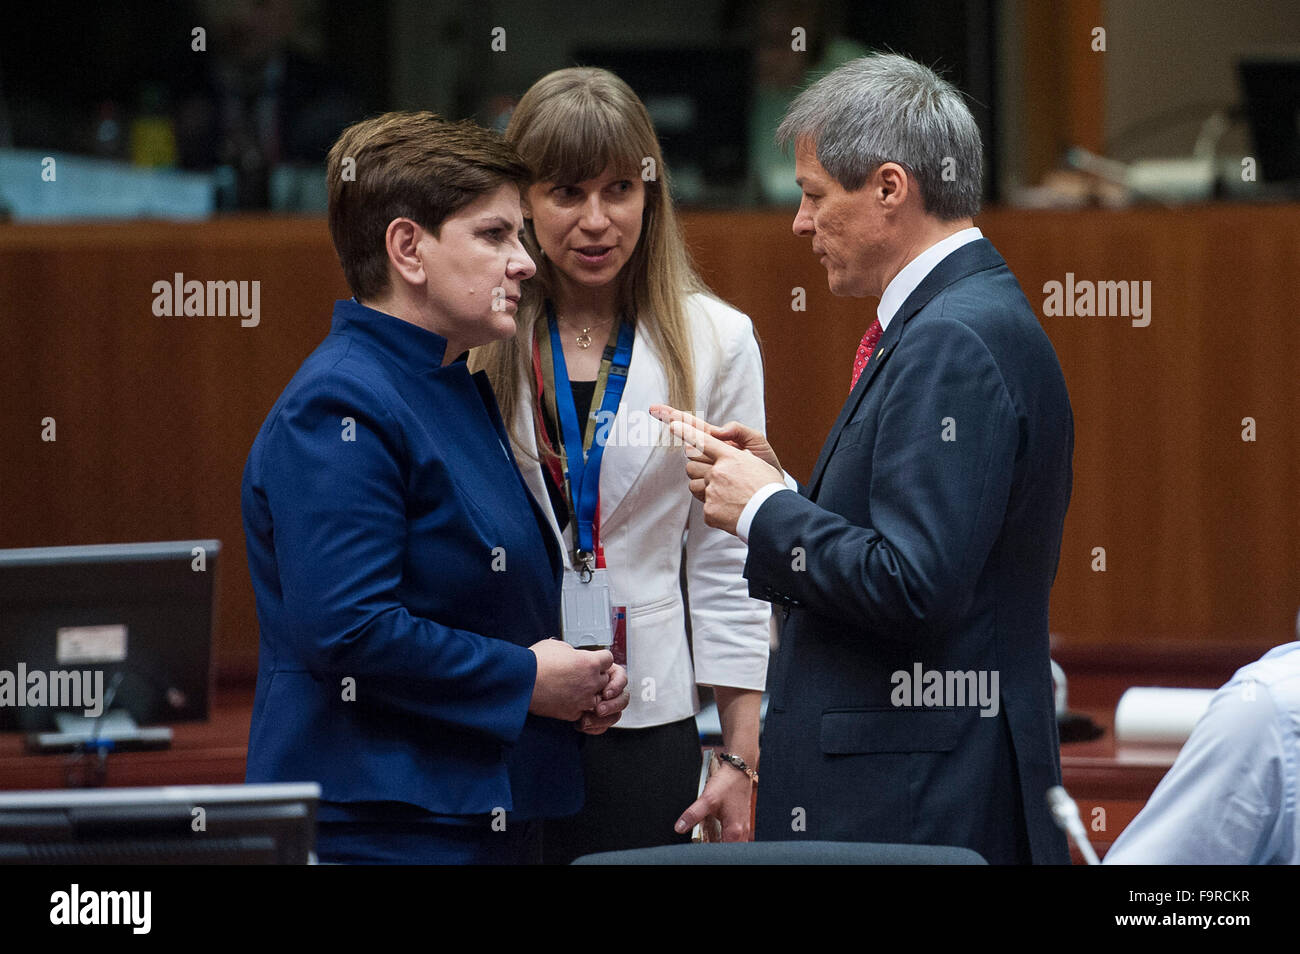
[560,315,613,349]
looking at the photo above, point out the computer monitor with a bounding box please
[0,540,219,751]
[1239,55,1300,183]
[0,782,319,864]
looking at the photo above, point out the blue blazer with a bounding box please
[747,240,1073,864]
[242,299,580,820]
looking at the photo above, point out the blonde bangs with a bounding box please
[510,80,649,186]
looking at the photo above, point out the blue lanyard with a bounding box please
[547,311,635,559]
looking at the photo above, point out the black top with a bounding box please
[570,379,597,432]
[541,379,597,533]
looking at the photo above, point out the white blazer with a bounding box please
[511,292,771,728]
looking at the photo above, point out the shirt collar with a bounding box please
[877,227,983,331]
[330,298,452,373]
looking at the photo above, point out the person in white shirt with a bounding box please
[1105,630,1300,865]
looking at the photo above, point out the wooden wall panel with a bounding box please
[2,207,1297,681]
[695,205,1300,651]
[1021,0,1105,185]
[0,219,351,680]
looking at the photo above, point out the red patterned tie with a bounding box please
[851,318,884,391]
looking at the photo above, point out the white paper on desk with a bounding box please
[1114,687,1216,745]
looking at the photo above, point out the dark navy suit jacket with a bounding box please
[747,240,1073,863]
[242,299,581,820]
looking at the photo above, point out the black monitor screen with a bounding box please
[1239,56,1300,182]
[0,540,218,734]
[0,782,318,865]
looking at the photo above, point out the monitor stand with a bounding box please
[24,709,173,754]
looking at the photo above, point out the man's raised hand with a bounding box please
[649,405,784,473]
[649,407,784,536]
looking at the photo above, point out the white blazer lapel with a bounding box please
[597,321,662,536]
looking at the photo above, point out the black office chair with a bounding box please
[572,842,987,864]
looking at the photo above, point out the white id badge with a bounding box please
[561,567,615,649]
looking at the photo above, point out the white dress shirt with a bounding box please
[1103,641,1300,864]
[736,227,984,541]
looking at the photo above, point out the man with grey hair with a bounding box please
[656,53,1073,863]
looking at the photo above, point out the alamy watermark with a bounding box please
[152,272,260,327]
[589,409,690,449]
[0,664,104,717]
[890,663,999,718]
[50,884,150,934]
[1042,273,1151,327]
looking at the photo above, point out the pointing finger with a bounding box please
[668,420,732,461]
[651,404,725,437]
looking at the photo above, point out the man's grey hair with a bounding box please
[777,53,982,220]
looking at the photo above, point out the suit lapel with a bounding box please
[804,239,1006,501]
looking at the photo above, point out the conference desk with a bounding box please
[1056,715,1179,863]
[0,678,1183,863]
[0,640,1273,862]
[0,686,252,792]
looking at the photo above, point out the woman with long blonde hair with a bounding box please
[472,67,769,862]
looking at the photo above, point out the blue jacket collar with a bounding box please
[331,298,455,373]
